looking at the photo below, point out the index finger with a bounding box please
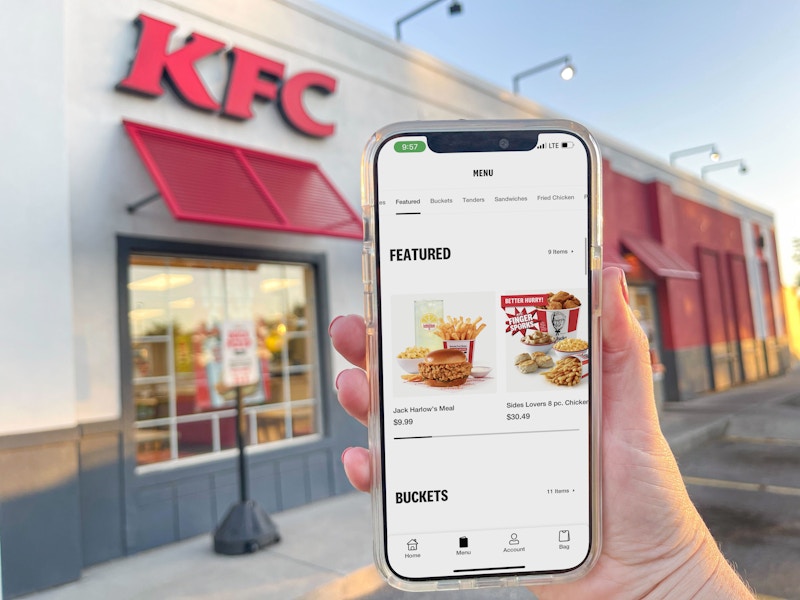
[329,314,367,369]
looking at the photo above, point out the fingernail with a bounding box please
[335,371,343,390]
[328,315,343,337]
[341,447,353,462]
[619,271,630,305]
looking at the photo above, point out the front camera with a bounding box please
[498,138,510,150]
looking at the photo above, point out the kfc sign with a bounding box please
[117,14,337,137]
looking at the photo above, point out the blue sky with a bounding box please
[314,0,800,285]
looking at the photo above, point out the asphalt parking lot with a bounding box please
[679,393,800,600]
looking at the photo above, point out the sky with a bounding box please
[313,0,800,285]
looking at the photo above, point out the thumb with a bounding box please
[601,267,659,430]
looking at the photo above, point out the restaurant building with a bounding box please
[0,0,789,596]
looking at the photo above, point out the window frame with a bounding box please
[117,236,333,473]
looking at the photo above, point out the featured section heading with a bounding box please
[389,247,452,261]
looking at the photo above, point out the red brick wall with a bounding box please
[768,228,786,335]
[728,254,755,341]
[603,166,751,351]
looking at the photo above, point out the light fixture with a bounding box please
[169,297,196,310]
[395,0,463,41]
[260,279,301,293]
[669,143,720,166]
[129,308,166,321]
[701,159,748,180]
[128,273,194,291]
[512,56,576,94]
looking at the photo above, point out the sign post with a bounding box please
[213,320,280,555]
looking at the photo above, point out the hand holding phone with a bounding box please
[360,120,601,589]
[331,267,756,597]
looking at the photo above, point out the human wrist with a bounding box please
[645,525,754,599]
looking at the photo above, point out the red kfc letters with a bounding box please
[117,14,337,137]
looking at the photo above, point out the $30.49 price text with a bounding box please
[506,412,531,421]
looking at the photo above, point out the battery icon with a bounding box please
[561,142,575,148]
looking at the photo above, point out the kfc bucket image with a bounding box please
[540,306,580,342]
[501,290,587,393]
[537,290,582,342]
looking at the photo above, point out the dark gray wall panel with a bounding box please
[249,460,281,514]
[132,485,176,552]
[211,470,239,523]
[740,339,761,382]
[278,456,307,510]
[674,345,712,400]
[79,432,124,566]
[120,388,368,556]
[661,349,680,402]
[176,478,215,539]
[307,450,332,503]
[0,442,82,599]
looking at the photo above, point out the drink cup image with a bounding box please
[414,300,444,351]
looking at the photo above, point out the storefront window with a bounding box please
[128,254,320,467]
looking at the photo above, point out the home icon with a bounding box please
[407,539,418,551]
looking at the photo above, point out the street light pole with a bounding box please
[670,143,720,165]
[395,0,462,41]
[701,159,748,180]
[512,55,575,93]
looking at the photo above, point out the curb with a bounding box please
[297,565,384,600]
[298,564,538,599]
[665,415,732,456]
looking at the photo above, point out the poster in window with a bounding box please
[221,320,260,388]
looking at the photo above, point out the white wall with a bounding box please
[64,0,547,423]
[0,4,77,434]
[61,0,779,425]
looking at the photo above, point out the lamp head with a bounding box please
[449,1,463,15]
[560,64,575,81]
[710,150,720,162]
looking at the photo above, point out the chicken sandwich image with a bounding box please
[418,349,472,387]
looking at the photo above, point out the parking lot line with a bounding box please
[724,435,800,447]
[684,475,800,497]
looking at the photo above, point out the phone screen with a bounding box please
[372,128,596,582]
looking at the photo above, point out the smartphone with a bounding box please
[361,120,602,591]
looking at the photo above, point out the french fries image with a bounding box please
[432,315,486,340]
[401,373,425,382]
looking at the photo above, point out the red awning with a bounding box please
[620,234,700,280]
[123,120,362,240]
[603,246,632,272]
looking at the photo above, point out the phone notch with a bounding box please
[427,130,539,153]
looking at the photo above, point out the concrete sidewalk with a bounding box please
[659,365,800,455]
[22,367,800,600]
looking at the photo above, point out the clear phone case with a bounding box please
[361,119,603,591]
